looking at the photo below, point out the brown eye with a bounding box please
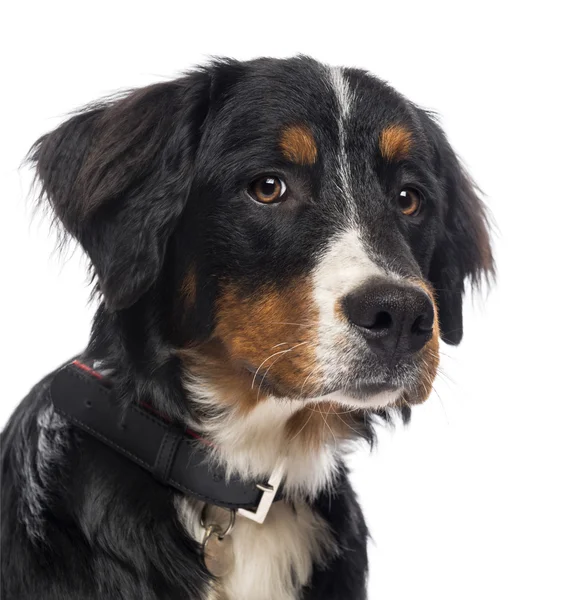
[248,176,287,204]
[398,188,422,216]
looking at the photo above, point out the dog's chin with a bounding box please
[244,362,404,409]
[317,384,403,411]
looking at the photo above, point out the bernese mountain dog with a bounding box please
[0,56,493,599]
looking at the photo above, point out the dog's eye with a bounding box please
[398,188,422,217]
[248,176,287,204]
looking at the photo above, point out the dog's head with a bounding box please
[31,57,493,415]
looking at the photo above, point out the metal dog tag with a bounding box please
[203,526,234,577]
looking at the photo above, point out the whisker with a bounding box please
[270,321,320,328]
[300,363,321,397]
[432,385,449,424]
[435,366,457,388]
[304,404,362,416]
[250,341,308,390]
[289,410,315,442]
[317,403,337,451]
[256,341,309,399]
[332,409,363,438]
[438,350,457,361]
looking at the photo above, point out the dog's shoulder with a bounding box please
[1,366,76,597]
[1,365,210,600]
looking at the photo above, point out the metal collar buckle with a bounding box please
[237,461,285,524]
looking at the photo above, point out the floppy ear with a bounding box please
[29,71,212,310]
[421,112,494,345]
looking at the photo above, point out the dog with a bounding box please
[0,56,493,599]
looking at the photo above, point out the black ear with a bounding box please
[29,70,212,310]
[421,112,494,345]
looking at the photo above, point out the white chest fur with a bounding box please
[177,498,336,600]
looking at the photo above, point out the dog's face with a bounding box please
[32,57,493,414]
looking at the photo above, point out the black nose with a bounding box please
[343,280,435,357]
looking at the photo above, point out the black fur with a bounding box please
[1,56,493,599]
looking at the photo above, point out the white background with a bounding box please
[1,2,570,598]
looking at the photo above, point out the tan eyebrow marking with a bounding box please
[279,124,318,165]
[379,124,413,161]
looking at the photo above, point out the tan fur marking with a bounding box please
[402,279,440,405]
[379,124,413,161]
[214,280,321,404]
[333,297,345,323]
[178,340,267,414]
[280,124,318,165]
[180,268,197,307]
[285,402,364,450]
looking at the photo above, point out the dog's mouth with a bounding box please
[335,380,399,400]
[243,358,411,408]
[314,378,404,409]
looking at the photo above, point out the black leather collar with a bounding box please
[50,361,283,516]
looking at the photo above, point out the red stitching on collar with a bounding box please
[71,360,213,447]
[72,359,104,380]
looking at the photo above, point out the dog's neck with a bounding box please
[88,305,375,499]
[178,341,379,499]
[186,388,342,498]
